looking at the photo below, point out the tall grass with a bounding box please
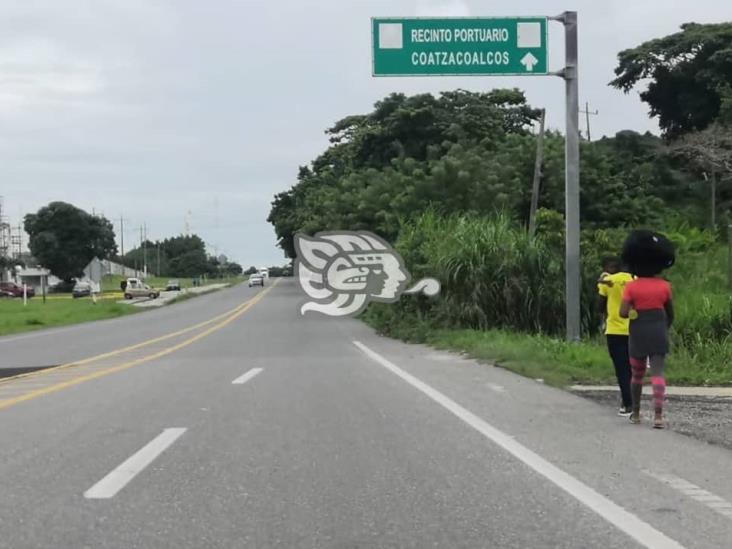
[364,211,732,384]
[395,211,565,334]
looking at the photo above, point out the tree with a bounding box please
[123,234,213,278]
[672,122,732,224]
[244,266,258,275]
[610,22,732,138]
[223,262,243,276]
[168,249,208,278]
[24,202,117,282]
[268,89,540,256]
[269,90,707,258]
[673,123,732,178]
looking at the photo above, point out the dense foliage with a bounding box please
[269,89,706,257]
[268,23,732,362]
[122,234,241,278]
[610,22,732,138]
[24,202,117,282]
[365,212,732,380]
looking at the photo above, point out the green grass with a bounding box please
[0,274,243,337]
[363,213,732,387]
[428,329,612,387]
[0,297,139,337]
[363,306,732,387]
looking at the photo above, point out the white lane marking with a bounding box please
[84,428,187,499]
[486,383,505,393]
[353,341,685,549]
[645,471,732,519]
[231,367,263,385]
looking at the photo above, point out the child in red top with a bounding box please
[619,231,675,429]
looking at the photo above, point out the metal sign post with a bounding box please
[555,11,580,342]
[371,11,581,341]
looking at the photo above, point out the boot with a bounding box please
[629,383,642,424]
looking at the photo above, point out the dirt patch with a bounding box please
[576,390,732,451]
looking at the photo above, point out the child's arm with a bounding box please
[598,295,608,323]
[619,299,632,319]
[620,282,633,319]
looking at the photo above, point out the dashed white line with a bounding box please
[486,383,505,393]
[645,471,732,519]
[353,340,685,549]
[84,428,187,499]
[231,367,263,385]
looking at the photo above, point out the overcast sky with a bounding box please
[1,1,730,267]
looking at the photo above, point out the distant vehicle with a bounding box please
[165,279,181,291]
[0,281,35,298]
[124,278,160,299]
[258,268,269,279]
[72,282,92,298]
[248,275,264,287]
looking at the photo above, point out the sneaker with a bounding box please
[618,406,632,417]
[629,412,641,424]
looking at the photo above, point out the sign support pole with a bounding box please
[371,14,580,340]
[553,11,581,341]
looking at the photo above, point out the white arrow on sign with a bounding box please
[520,52,538,71]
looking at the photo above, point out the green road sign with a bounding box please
[372,17,548,76]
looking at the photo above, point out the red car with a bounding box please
[0,281,35,298]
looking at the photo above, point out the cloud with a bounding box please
[0,37,102,112]
[415,0,470,17]
[1,0,731,267]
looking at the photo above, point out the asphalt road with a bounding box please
[0,279,731,548]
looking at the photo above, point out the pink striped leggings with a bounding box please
[630,355,666,410]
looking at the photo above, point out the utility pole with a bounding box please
[143,223,148,278]
[712,171,717,230]
[528,108,546,238]
[554,11,581,342]
[119,216,126,259]
[139,225,148,278]
[579,102,598,141]
[184,210,192,236]
[703,172,718,230]
[728,224,732,291]
[11,224,22,259]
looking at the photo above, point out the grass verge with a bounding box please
[0,280,240,337]
[362,306,732,387]
[0,298,138,337]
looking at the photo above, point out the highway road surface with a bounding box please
[0,279,731,548]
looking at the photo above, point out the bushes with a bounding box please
[374,210,728,342]
[388,211,565,335]
[388,210,633,336]
[363,211,732,383]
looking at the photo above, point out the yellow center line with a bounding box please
[0,284,274,386]
[0,281,279,411]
